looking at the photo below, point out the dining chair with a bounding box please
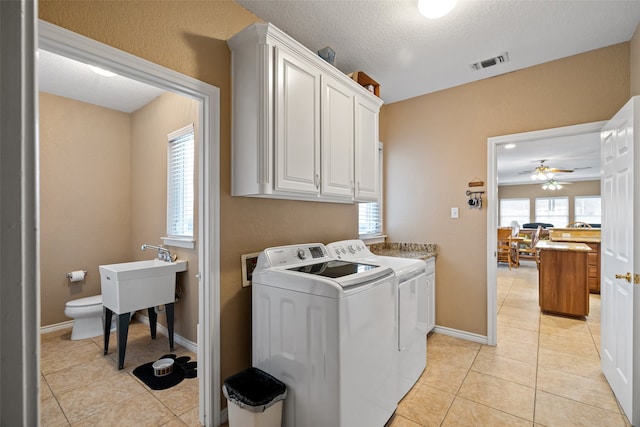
[497,227,517,269]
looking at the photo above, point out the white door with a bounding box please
[600,96,639,425]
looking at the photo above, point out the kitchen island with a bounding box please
[548,228,601,293]
[536,241,592,317]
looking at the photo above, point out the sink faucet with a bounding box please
[141,244,172,262]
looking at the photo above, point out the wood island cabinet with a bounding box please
[537,241,592,317]
[548,228,601,294]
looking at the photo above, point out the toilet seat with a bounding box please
[66,295,102,308]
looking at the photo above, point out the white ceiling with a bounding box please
[237,0,640,104]
[39,1,640,185]
[496,130,602,185]
[38,49,164,114]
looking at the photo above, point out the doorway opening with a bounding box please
[39,20,221,426]
[486,121,605,345]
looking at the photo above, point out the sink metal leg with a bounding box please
[116,313,130,370]
[103,307,113,355]
[148,307,157,339]
[166,303,175,351]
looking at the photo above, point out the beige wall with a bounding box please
[499,180,601,227]
[380,44,629,336]
[39,92,132,326]
[39,1,359,388]
[130,92,200,341]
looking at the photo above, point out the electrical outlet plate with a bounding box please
[451,207,459,219]
[241,252,260,287]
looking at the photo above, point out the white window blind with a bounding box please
[359,142,383,237]
[167,124,194,239]
[359,202,382,235]
[575,196,601,225]
[499,198,530,227]
[535,196,568,227]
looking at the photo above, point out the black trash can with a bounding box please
[222,367,287,427]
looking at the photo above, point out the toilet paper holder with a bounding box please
[66,270,87,281]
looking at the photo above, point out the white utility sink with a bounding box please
[99,259,187,314]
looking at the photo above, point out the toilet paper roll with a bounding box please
[68,270,86,282]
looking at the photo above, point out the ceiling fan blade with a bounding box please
[548,168,573,173]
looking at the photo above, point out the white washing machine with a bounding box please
[252,243,398,427]
[327,239,428,400]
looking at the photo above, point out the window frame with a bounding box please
[163,123,195,249]
[534,196,569,227]
[574,195,601,225]
[499,197,530,227]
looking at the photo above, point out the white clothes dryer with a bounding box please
[327,239,428,400]
[252,243,397,427]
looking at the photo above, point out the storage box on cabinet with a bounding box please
[228,23,383,203]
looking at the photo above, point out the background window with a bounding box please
[167,124,195,240]
[499,198,530,227]
[575,196,601,225]
[359,202,381,236]
[535,197,568,226]
[359,142,383,238]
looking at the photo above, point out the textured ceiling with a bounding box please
[237,0,640,104]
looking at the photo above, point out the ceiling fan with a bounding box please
[523,160,575,180]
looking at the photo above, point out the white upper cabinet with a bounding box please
[274,45,321,194]
[227,23,383,203]
[355,95,380,201]
[321,75,354,199]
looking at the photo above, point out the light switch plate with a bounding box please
[451,207,459,219]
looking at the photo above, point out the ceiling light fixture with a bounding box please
[88,65,117,78]
[418,0,457,19]
[542,178,562,191]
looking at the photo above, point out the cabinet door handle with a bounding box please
[315,174,320,189]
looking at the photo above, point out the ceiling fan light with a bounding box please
[418,0,457,19]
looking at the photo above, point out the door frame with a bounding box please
[38,21,221,426]
[486,121,605,345]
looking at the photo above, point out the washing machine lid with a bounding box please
[287,260,378,278]
[67,295,102,307]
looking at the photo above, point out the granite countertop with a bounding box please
[368,242,437,260]
[535,241,593,252]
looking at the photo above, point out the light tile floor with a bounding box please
[42,263,631,426]
[386,261,632,427]
[40,319,200,426]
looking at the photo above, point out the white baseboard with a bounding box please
[40,320,73,334]
[134,312,198,353]
[41,314,198,353]
[433,325,489,345]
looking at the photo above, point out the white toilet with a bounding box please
[64,295,114,340]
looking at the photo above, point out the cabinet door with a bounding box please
[274,45,321,194]
[321,75,354,198]
[354,95,380,201]
[425,273,436,332]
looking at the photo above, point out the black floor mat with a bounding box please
[133,354,197,390]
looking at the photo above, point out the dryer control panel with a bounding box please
[327,239,371,261]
